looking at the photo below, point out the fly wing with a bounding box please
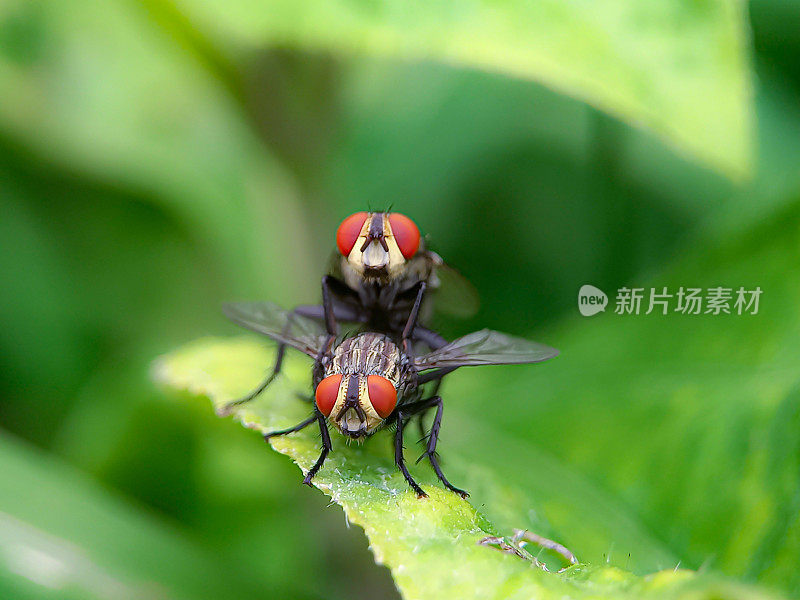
[222,302,327,358]
[430,260,480,319]
[414,329,558,369]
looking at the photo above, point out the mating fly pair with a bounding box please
[224,212,558,497]
[221,211,475,414]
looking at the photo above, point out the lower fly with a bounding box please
[223,282,558,498]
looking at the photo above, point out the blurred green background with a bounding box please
[1,1,800,599]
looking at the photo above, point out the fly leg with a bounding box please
[410,365,454,444]
[412,326,448,351]
[417,366,458,385]
[394,280,429,481]
[394,411,427,497]
[398,395,468,498]
[416,377,442,445]
[407,322,447,445]
[303,412,332,487]
[301,277,339,488]
[416,416,427,446]
[401,282,426,356]
[222,276,348,416]
[218,325,290,416]
[321,275,341,337]
[402,311,448,447]
[416,396,468,498]
[294,302,364,326]
[296,274,363,326]
[316,275,340,366]
[263,414,316,441]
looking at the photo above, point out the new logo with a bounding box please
[578,284,608,316]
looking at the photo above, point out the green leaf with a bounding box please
[153,337,783,600]
[0,434,259,600]
[469,200,800,594]
[168,0,754,177]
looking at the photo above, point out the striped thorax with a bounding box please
[315,333,408,439]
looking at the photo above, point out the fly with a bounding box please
[324,211,480,333]
[223,295,557,498]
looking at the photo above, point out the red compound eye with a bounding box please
[336,212,369,256]
[387,213,420,259]
[367,375,397,418]
[315,374,342,417]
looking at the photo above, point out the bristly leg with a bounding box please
[303,413,332,487]
[218,342,287,415]
[300,277,339,489]
[415,377,443,445]
[416,396,468,498]
[394,412,427,497]
[401,281,427,356]
[416,414,428,446]
[400,395,468,498]
[262,414,316,441]
[320,275,340,338]
[221,282,349,416]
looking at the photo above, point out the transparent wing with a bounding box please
[222,302,327,358]
[414,329,558,370]
[429,259,480,319]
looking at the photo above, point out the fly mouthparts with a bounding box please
[363,264,389,274]
[360,264,391,281]
[340,427,368,440]
[339,407,367,438]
